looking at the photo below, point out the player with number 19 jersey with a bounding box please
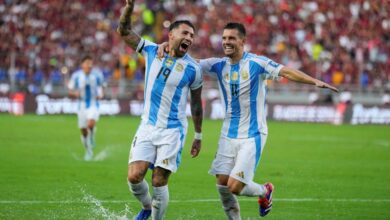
[138,39,202,129]
[129,38,202,173]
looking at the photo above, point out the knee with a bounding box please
[152,175,167,187]
[87,124,95,130]
[128,175,142,184]
[87,120,95,129]
[81,128,88,136]
[128,162,149,184]
[216,175,229,186]
[128,171,144,184]
[152,168,170,187]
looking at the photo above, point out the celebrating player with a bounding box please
[204,23,337,219]
[68,55,104,161]
[159,22,338,219]
[117,0,203,219]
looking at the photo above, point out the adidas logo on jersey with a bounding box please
[236,171,244,178]
[224,73,229,81]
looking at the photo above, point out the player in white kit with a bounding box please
[158,22,338,219]
[202,23,338,219]
[117,1,203,219]
[68,55,104,161]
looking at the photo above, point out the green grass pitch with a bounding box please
[0,114,390,219]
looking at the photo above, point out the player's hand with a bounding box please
[157,42,169,59]
[190,139,201,158]
[70,91,80,98]
[315,80,339,93]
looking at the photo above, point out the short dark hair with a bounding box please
[224,22,246,37]
[81,55,93,63]
[169,20,195,32]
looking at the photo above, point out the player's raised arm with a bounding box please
[279,66,339,92]
[117,0,141,50]
[190,86,203,158]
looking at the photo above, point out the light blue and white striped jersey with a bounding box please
[200,52,283,138]
[68,68,104,110]
[137,39,202,129]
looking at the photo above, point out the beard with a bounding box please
[171,39,190,57]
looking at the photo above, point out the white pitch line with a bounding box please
[1,198,390,204]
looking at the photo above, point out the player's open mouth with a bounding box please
[180,42,190,52]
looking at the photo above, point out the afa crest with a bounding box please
[241,71,249,80]
[231,71,239,81]
[165,58,174,67]
[175,63,184,72]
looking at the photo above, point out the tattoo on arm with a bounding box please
[117,0,141,50]
[190,87,203,133]
[122,33,141,50]
[117,2,133,36]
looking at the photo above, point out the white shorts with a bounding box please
[128,123,186,173]
[78,107,100,128]
[209,133,268,184]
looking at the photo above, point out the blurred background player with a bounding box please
[68,55,104,161]
[117,0,203,219]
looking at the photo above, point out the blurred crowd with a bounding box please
[0,0,389,96]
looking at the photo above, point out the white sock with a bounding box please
[129,180,152,209]
[80,135,89,149]
[86,129,92,149]
[152,185,169,220]
[239,181,266,197]
[89,127,96,148]
[217,185,241,220]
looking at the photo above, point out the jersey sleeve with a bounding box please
[136,38,158,58]
[199,57,225,75]
[95,69,105,87]
[256,56,284,80]
[67,73,78,90]
[190,65,203,90]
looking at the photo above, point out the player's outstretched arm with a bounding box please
[280,66,339,92]
[190,87,203,158]
[117,0,141,50]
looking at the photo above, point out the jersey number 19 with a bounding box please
[157,67,172,82]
